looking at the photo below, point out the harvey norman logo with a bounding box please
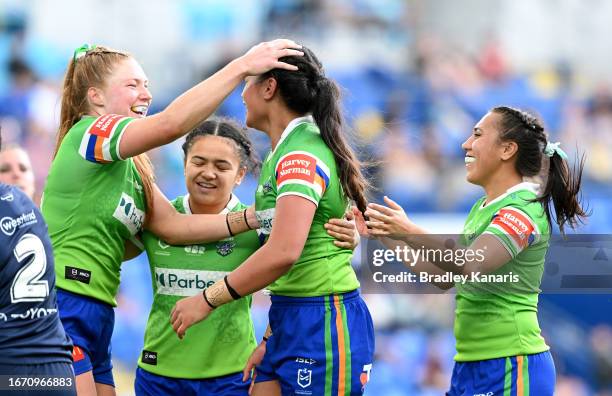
[1,210,37,236]
[154,268,227,296]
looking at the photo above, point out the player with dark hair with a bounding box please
[136,118,359,396]
[361,106,588,395]
[171,46,375,396]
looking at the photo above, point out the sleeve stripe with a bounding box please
[487,223,521,255]
[279,178,324,197]
[483,230,517,258]
[78,115,131,163]
[315,165,330,192]
[277,191,320,207]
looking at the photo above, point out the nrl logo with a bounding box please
[216,240,236,257]
[297,368,312,388]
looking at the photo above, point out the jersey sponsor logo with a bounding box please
[1,192,14,202]
[72,346,85,362]
[113,193,144,235]
[1,210,37,236]
[297,368,312,389]
[10,307,57,320]
[79,114,127,163]
[490,207,537,252]
[0,313,6,321]
[255,208,275,236]
[275,151,330,197]
[141,350,157,365]
[154,268,227,297]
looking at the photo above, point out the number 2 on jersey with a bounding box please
[11,233,49,303]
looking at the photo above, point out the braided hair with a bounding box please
[182,117,259,173]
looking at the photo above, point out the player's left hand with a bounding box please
[364,196,415,240]
[170,294,213,339]
[325,209,360,249]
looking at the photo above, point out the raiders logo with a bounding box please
[216,240,236,257]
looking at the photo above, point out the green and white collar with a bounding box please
[271,115,315,156]
[480,182,540,209]
[183,193,240,215]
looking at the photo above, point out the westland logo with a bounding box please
[1,210,37,236]
[155,268,227,296]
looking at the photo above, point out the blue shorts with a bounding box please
[56,289,115,387]
[255,290,375,396]
[0,361,76,395]
[447,351,556,396]
[134,367,249,396]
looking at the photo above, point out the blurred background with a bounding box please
[0,0,611,394]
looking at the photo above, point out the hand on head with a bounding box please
[241,39,304,75]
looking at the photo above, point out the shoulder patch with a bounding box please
[489,207,538,251]
[275,151,330,196]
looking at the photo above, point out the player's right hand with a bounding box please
[364,196,415,240]
[170,293,213,339]
[242,341,267,394]
[239,39,303,76]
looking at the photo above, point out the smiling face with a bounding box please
[95,57,152,118]
[0,147,35,199]
[461,111,509,186]
[184,135,246,214]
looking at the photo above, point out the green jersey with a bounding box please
[42,115,145,306]
[455,182,550,361]
[139,194,260,379]
[255,116,359,296]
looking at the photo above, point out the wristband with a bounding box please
[225,213,235,237]
[202,289,217,309]
[226,211,245,236]
[205,279,234,308]
[243,209,254,230]
[224,275,241,300]
[262,336,269,342]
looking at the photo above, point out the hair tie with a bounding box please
[544,141,568,160]
[73,43,96,62]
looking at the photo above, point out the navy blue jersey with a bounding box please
[0,184,72,365]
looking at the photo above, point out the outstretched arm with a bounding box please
[146,184,257,245]
[365,196,512,278]
[119,40,303,159]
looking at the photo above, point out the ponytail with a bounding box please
[312,78,369,213]
[260,46,370,214]
[537,151,587,234]
[491,106,588,234]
